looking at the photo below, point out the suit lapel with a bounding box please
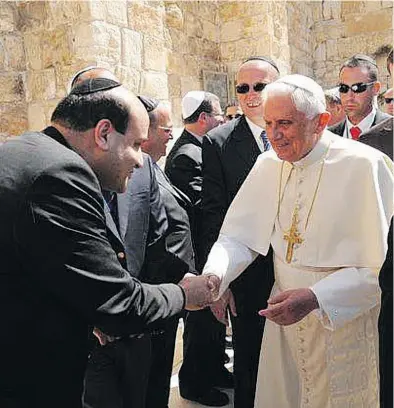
[116,192,131,240]
[232,116,261,168]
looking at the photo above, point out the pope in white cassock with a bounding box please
[203,75,393,408]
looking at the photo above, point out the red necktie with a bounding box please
[350,126,362,140]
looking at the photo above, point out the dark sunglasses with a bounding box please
[236,82,267,94]
[226,113,242,120]
[384,98,394,104]
[338,81,376,94]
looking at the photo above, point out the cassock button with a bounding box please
[117,251,125,260]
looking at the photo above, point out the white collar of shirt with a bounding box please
[245,117,266,152]
[186,129,203,144]
[344,107,376,138]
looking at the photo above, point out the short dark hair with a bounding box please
[242,56,280,74]
[183,92,220,124]
[387,49,393,74]
[225,99,240,111]
[51,89,130,134]
[340,54,378,82]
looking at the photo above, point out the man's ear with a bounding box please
[316,112,331,132]
[94,119,113,151]
[372,81,381,96]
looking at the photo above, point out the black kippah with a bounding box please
[137,95,160,112]
[242,56,280,74]
[70,78,122,95]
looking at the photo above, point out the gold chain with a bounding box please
[276,142,331,233]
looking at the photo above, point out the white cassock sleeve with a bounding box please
[310,267,380,330]
[202,234,258,299]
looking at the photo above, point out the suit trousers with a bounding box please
[232,313,265,408]
[83,336,151,408]
[146,317,179,408]
[179,308,226,393]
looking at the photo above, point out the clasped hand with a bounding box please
[178,274,221,311]
[258,288,318,326]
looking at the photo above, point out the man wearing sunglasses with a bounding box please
[224,100,243,123]
[330,54,390,140]
[199,56,279,408]
[383,88,393,116]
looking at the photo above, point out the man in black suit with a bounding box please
[359,48,393,408]
[165,91,232,406]
[200,56,278,408]
[329,54,390,139]
[139,96,197,408]
[0,78,215,408]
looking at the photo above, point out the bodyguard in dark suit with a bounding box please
[166,91,232,406]
[200,57,278,408]
[0,79,214,408]
[329,54,390,139]
[359,49,393,408]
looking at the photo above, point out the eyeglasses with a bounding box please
[226,113,242,120]
[385,98,394,104]
[158,126,173,133]
[236,82,268,94]
[338,81,376,94]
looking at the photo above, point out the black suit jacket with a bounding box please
[0,128,184,407]
[165,129,203,266]
[201,116,274,316]
[329,109,390,136]
[359,117,393,160]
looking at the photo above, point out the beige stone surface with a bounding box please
[0,33,25,71]
[0,2,17,32]
[0,72,25,103]
[143,34,167,71]
[121,28,142,69]
[0,102,28,139]
[140,71,168,99]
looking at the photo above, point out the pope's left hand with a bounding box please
[258,288,319,326]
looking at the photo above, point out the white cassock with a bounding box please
[203,130,393,408]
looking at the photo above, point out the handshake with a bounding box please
[178,274,221,311]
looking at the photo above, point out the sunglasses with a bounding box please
[384,98,394,104]
[236,82,268,94]
[226,113,242,120]
[338,81,376,94]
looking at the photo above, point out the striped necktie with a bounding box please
[260,130,271,151]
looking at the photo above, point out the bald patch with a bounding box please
[73,68,118,87]
[238,60,279,80]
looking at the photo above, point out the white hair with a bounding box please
[263,74,326,119]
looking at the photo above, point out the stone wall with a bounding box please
[0,0,392,140]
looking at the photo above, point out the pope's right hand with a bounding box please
[210,288,237,325]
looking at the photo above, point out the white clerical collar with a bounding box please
[245,117,265,152]
[292,131,331,168]
[344,107,376,138]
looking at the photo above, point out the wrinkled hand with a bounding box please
[210,288,237,326]
[178,274,220,311]
[258,288,318,326]
[93,327,115,346]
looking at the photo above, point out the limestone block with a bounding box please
[23,32,42,70]
[220,19,243,42]
[17,2,49,32]
[220,41,236,62]
[128,2,164,37]
[191,2,218,25]
[0,72,25,102]
[345,10,393,35]
[167,28,189,53]
[0,2,17,32]
[180,76,202,97]
[0,102,27,138]
[202,19,219,43]
[168,73,181,98]
[314,42,326,63]
[170,96,182,127]
[188,37,219,60]
[341,1,365,17]
[140,71,168,99]
[27,102,47,132]
[165,3,183,30]
[322,0,341,20]
[26,69,57,103]
[243,14,274,39]
[312,1,323,22]
[72,22,121,67]
[167,52,186,76]
[46,1,92,27]
[183,56,201,78]
[0,33,25,71]
[115,65,140,92]
[89,0,128,27]
[326,39,338,61]
[121,28,142,69]
[185,13,203,38]
[219,2,243,23]
[143,34,167,71]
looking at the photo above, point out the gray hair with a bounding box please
[324,87,341,105]
[263,74,326,119]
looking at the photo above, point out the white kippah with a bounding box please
[275,74,325,101]
[182,91,205,119]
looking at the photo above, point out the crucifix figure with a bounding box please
[283,209,303,263]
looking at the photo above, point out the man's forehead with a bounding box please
[339,65,370,80]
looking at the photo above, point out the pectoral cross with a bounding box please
[283,210,303,263]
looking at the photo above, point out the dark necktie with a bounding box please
[260,130,271,151]
[349,126,362,140]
